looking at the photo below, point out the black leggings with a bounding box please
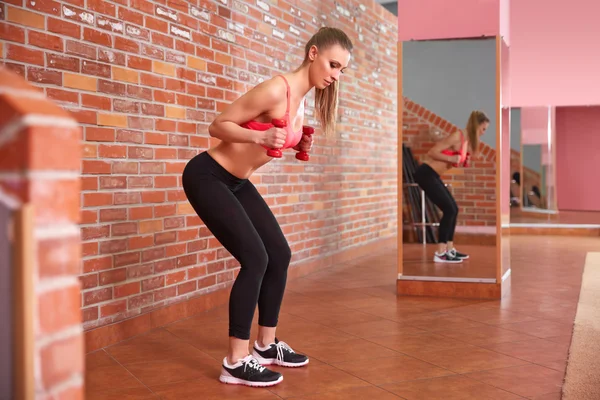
[413,163,459,243]
[182,151,291,340]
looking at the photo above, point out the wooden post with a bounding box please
[12,204,34,400]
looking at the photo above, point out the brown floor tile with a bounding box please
[332,355,454,385]
[351,303,436,322]
[85,388,159,400]
[438,325,539,346]
[531,392,562,400]
[536,359,567,373]
[299,337,402,364]
[335,318,425,339]
[105,329,208,366]
[482,338,570,364]
[266,364,372,398]
[443,306,539,325]
[400,313,490,332]
[85,350,145,393]
[287,385,404,399]
[149,375,282,399]
[124,352,219,387]
[545,334,573,346]
[369,332,473,356]
[381,375,525,399]
[410,345,529,374]
[500,319,574,339]
[465,364,565,398]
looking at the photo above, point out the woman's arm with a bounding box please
[208,78,287,144]
[427,131,462,163]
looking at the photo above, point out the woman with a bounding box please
[413,110,490,264]
[182,27,353,387]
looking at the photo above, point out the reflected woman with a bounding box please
[413,110,490,263]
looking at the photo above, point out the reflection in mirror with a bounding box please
[508,106,555,213]
[401,37,497,284]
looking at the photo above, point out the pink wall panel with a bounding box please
[397,0,500,41]
[556,106,600,211]
[509,0,600,107]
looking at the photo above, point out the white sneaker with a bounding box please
[434,251,463,263]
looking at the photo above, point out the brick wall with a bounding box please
[1,1,397,331]
[402,97,496,227]
[0,68,83,400]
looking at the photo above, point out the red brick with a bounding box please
[88,0,116,15]
[82,61,111,78]
[83,287,112,306]
[39,285,82,334]
[114,282,140,298]
[127,55,152,71]
[119,7,144,25]
[99,268,127,285]
[38,235,81,277]
[0,21,25,43]
[83,28,112,47]
[82,161,111,174]
[7,44,44,66]
[27,67,62,86]
[100,300,127,317]
[48,17,81,39]
[47,54,80,72]
[27,0,61,15]
[40,335,84,390]
[29,31,63,51]
[115,36,140,54]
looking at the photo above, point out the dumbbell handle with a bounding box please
[266,118,286,158]
[295,126,315,162]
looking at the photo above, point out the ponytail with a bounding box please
[315,80,339,137]
[465,110,489,155]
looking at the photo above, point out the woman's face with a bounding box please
[478,121,489,137]
[308,44,351,89]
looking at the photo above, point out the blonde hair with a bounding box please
[303,27,353,137]
[466,110,489,155]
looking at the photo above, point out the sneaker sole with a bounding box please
[219,369,283,387]
[433,257,462,263]
[253,352,310,368]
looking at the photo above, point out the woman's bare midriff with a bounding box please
[207,142,274,180]
[421,156,451,176]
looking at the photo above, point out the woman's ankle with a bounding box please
[228,336,250,365]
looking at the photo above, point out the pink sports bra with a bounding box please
[240,75,303,151]
[441,130,468,166]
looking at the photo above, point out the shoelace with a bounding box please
[275,341,295,362]
[241,355,265,373]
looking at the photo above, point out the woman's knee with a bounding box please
[443,201,459,218]
[270,241,292,270]
[240,245,269,279]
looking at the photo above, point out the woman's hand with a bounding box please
[295,133,313,152]
[260,127,287,148]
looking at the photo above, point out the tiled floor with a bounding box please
[85,235,599,399]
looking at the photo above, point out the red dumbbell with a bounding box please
[266,118,286,158]
[295,125,315,161]
[463,152,472,167]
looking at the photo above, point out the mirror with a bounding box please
[509,106,556,213]
[400,37,498,285]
